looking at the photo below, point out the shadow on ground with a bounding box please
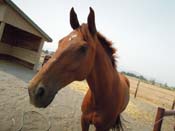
[0,60,36,83]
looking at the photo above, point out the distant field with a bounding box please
[69,76,175,109]
[127,76,175,109]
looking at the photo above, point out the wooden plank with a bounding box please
[164,110,175,116]
[0,42,38,64]
[0,54,34,69]
[11,46,38,64]
[33,39,44,70]
[0,22,5,40]
[0,42,11,54]
[0,4,6,21]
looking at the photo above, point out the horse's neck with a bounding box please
[86,43,119,105]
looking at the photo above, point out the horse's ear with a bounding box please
[87,7,97,35]
[70,7,80,30]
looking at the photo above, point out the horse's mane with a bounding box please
[96,32,117,68]
[80,24,117,68]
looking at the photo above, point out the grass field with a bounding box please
[69,76,175,109]
[127,76,175,109]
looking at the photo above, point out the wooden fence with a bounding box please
[153,107,175,131]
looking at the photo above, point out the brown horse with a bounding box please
[28,7,130,131]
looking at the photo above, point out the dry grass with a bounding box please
[69,76,175,109]
[128,76,175,109]
[69,81,88,94]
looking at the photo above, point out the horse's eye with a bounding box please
[78,44,88,54]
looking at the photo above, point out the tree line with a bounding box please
[121,71,175,91]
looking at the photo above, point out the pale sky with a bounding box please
[13,0,175,87]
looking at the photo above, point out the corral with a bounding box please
[0,1,174,131]
[0,59,174,131]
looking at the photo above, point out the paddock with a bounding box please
[0,59,174,131]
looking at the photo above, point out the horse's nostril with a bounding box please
[35,87,45,97]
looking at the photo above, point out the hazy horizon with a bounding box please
[13,0,175,87]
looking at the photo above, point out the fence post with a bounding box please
[153,107,165,131]
[171,99,175,110]
[134,80,140,98]
[172,98,175,131]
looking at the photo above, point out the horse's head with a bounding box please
[28,7,98,108]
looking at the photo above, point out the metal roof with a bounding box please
[3,0,52,42]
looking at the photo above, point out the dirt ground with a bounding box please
[0,60,174,131]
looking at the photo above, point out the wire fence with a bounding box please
[127,76,175,109]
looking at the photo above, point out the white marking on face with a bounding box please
[69,34,78,41]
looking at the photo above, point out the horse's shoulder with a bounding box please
[118,73,130,88]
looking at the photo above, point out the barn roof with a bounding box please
[2,0,52,42]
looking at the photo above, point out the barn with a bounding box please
[0,0,52,70]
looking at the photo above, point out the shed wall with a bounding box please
[3,4,43,39]
[12,46,38,64]
[0,4,6,21]
[0,42,11,55]
[0,42,38,64]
